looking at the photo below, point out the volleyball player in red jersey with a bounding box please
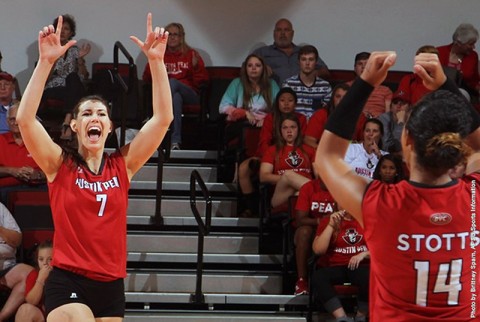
[16,14,173,322]
[315,51,480,321]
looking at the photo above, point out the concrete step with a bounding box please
[125,312,306,322]
[127,198,237,217]
[124,272,283,294]
[127,252,281,265]
[127,234,258,254]
[133,165,217,183]
[105,148,218,162]
[128,216,257,227]
[125,292,307,306]
[130,181,236,193]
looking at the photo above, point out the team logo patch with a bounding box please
[429,213,452,225]
[285,150,304,168]
[342,228,363,245]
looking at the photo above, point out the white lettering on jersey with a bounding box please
[311,202,334,213]
[397,231,479,252]
[75,177,120,193]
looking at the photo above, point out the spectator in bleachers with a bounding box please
[236,88,305,217]
[377,89,409,154]
[293,178,335,295]
[372,154,405,183]
[41,14,90,142]
[15,240,53,322]
[220,54,279,128]
[304,84,365,149]
[143,22,209,150]
[312,208,369,322]
[253,19,330,85]
[437,23,480,103]
[0,202,34,321]
[259,113,314,208]
[0,104,46,205]
[0,71,17,134]
[282,45,332,119]
[347,52,392,118]
[344,119,387,179]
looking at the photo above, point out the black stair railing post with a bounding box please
[189,170,212,305]
[153,131,171,226]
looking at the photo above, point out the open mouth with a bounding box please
[87,126,102,141]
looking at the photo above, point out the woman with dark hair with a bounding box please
[236,87,305,217]
[344,118,387,179]
[41,14,91,141]
[220,54,279,127]
[143,22,209,150]
[17,14,173,321]
[260,113,314,208]
[304,83,365,149]
[372,154,405,183]
[315,51,480,321]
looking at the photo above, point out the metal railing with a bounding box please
[189,170,212,304]
[113,41,136,147]
[152,131,171,226]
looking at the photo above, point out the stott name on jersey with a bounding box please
[397,231,480,253]
[75,177,120,193]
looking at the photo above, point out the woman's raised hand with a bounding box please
[38,16,77,64]
[130,13,169,61]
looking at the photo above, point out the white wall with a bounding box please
[2,0,479,91]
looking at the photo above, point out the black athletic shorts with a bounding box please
[44,267,125,318]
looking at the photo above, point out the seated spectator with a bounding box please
[252,18,330,84]
[0,104,46,205]
[347,52,392,117]
[15,240,53,322]
[143,22,209,150]
[293,178,335,295]
[372,154,406,183]
[40,14,90,141]
[219,54,279,130]
[0,202,34,321]
[304,84,365,149]
[377,89,410,153]
[237,88,305,217]
[437,23,480,103]
[282,45,332,119]
[344,119,387,179]
[260,113,314,208]
[312,209,369,322]
[0,72,17,134]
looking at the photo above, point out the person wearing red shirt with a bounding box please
[304,83,365,149]
[315,51,480,321]
[293,178,335,295]
[437,23,480,102]
[15,240,53,322]
[143,22,209,150]
[260,113,314,209]
[0,104,46,205]
[236,88,306,217]
[17,14,173,321]
[312,210,369,322]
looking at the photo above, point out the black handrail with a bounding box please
[152,130,171,226]
[113,41,136,147]
[189,170,212,304]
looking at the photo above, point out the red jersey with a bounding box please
[305,108,365,143]
[48,152,130,281]
[256,112,307,157]
[315,215,368,267]
[362,174,480,321]
[142,48,209,93]
[261,144,315,179]
[437,44,480,92]
[396,73,432,105]
[295,178,336,221]
[0,132,41,187]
